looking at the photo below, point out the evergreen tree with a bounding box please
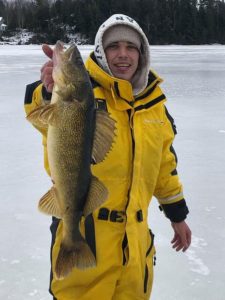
[216,0,225,43]
[1,0,225,44]
[33,0,51,32]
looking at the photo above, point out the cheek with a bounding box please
[132,55,140,71]
[131,52,139,66]
[105,51,115,66]
[136,54,140,65]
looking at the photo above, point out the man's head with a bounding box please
[94,14,150,95]
[103,25,141,82]
[104,40,140,82]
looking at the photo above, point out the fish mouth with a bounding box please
[54,43,84,70]
[64,44,84,66]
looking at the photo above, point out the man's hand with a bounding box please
[171,221,192,252]
[40,44,54,93]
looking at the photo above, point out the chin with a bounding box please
[116,74,132,81]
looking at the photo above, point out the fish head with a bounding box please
[53,41,92,103]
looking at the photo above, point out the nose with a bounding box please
[117,46,128,58]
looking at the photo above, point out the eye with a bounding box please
[127,45,138,51]
[106,43,118,50]
[76,57,84,66]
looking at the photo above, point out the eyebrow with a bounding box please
[108,41,137,46]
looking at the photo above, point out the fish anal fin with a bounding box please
[26,103,59,127]
[92,110,116,164]
[83,176,108,217]
[38,186,62,218]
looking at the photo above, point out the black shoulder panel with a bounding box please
[90,52,98,64]
[135,94,166,112]
[42,85,52,101]
[147,71,157,86]
[89,76,101,89]
[164,106,177,135]
[135,83,162,102]
[24,80,42,104]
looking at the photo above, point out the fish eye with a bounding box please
[76,57,84,66]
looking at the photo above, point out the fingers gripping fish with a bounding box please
[27,41,116,280]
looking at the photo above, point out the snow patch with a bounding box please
[187,250,210,276]
[186,236,210,276]
[1,257,8,262]
[205,206,216,212]
[0,29,34,45]
[28,290,38,297]
[10,260,20,265]
[0,29,88,45]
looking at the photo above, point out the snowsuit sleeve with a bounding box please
[154,106,189,222]
[24,80,52,132]
[24,81,52,175]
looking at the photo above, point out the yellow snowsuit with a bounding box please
[24,52,189,300]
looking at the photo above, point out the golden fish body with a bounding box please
[27,41,116,279]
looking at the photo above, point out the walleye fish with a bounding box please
[27,41,115,279]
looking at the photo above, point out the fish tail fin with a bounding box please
[55,237,96,280]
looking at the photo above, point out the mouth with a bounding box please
[114,63,131,71]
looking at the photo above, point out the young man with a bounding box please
[24,14,191,300]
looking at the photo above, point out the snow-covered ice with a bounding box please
[0,44,225,300]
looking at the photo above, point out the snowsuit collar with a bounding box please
[85,52,163,105]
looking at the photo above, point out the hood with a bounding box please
[94,14,151,96]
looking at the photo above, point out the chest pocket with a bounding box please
[132,105,164,187]
[136,105,164,144]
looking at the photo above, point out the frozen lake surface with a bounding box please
[0,44,225,300]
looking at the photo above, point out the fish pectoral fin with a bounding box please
[92,110,116,164]
[83,176,108,217]
[26,103,59,127]
[38,186,62,218]
[26,105,48,129]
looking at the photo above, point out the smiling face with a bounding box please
[105,41,140,82]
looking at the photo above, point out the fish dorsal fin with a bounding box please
[83,176,108,217]
[26,103,58,127]
[38,186,62,219]
[92,110,116,164]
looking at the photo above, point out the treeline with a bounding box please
[1,0,225,44]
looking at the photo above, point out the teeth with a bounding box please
[116,64,129,67]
